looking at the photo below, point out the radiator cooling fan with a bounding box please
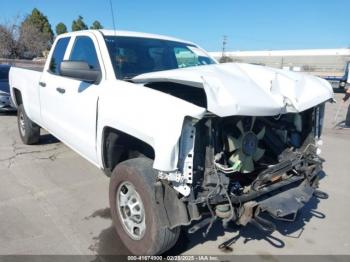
[227,117,266,173]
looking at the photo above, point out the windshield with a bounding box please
[104,36,216,80]
[0,66,10,81]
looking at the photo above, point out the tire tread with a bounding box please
[17,104,40,145]
[109,157,180,255]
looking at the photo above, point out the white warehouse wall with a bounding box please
[209,48,350,76]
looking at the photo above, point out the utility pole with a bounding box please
[222,35,228,58]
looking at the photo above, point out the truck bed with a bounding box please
[9,67,43,123]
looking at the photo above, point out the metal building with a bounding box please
[209,48,350,76]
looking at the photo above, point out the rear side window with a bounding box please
[69,36,100,70]
[49,37,70,75]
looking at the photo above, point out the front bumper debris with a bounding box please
[235,175,318,227]
[258,179,314,221]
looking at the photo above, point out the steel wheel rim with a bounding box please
[116,181,146,240]
[19,112,26,136]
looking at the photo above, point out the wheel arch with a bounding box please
[12,87,23,107]
[101,126,156,176]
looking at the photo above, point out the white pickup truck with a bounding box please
[10,30,333,255]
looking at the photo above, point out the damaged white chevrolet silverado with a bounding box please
[9,30,333,255]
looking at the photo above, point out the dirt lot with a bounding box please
[0,93,349,256]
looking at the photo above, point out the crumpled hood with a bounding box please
[132,63,334,117]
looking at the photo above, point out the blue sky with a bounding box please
[1,0,349,51]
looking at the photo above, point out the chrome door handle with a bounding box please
[39,81,46,87]
[56,87,66,94]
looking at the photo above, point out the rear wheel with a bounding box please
[17,104,40,145]
[109,158,180,255]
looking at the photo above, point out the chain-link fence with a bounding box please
[0,58,45,71]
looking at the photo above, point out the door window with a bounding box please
[174,47,198,68]
[173,46,213,68]
[69,36,100,70]
[49,37,70,75]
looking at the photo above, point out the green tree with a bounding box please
[90,20,103,30]
[23,8,53,42]
[19,8,53,58]
[72,16,88,31]
[55,22,67,35]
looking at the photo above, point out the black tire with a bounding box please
[339,81,346,89]
[17,104,40,145]
[109,157,180,255]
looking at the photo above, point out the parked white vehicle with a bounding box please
[9,30,333,255]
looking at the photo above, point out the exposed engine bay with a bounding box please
[204,109,315,181]
[156,104,326,234]
[132,62,332,236]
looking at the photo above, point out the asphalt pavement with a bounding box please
[0,93,349,256]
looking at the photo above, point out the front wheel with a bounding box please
[17,104,40,145]
[109,158,180,255]
[339,81,346,89]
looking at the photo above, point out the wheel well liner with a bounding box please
[102,127,155,176]
[13,88,23,106]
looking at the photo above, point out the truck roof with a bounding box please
[100,30,195,45]
[58,29,195,46]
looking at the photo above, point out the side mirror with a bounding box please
[60,61,101,84]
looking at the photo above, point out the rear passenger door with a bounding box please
[40,33,103,164]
